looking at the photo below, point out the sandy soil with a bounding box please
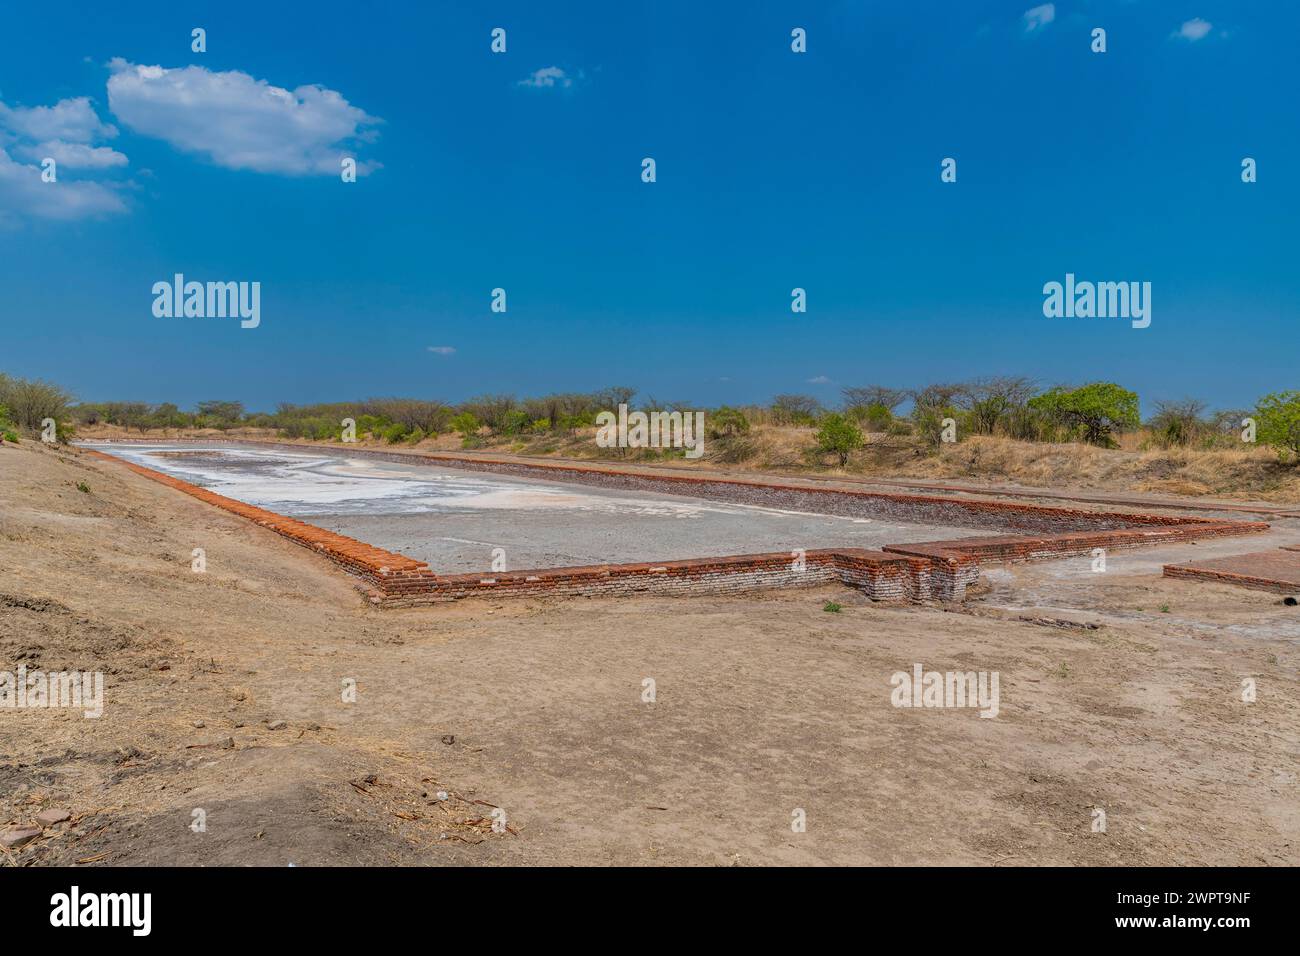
[2,440,1296,866]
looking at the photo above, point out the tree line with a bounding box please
[2,371,1298,463]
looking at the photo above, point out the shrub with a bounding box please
[450,412,480,438]
[710,435,758,463]
[814,413,863,466]
[381,422,410,443]
[0,375,72,435]
[859,402,894,433]
[963,376,1036,435]
[771,394,822,426]
[356,414,387,439]
[1148,399,1207,448]
[1253,391,1300,462]
[842,386,908,415]
[557,413,586,435]
[707,406,750,439]
[1004,405,1055,442]
[914,406,957,450]
[498,409,531,436]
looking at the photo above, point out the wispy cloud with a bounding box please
[1173,18,1213,41]
[518,66,576,90]
[0,148,126,224]
[1022,4,1055,32]
[0,95,127,223]
[14,140,128,169]
[106,59,381,176]
[0,97,116,143]
[807,375,832,385]
[427,346,456,355]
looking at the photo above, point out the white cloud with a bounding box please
[427,346,456,355]
[0,97,117,143]
[16,140,128,169]
[0,95,126,223]
[0,147,126,224]
[1022,4,1055,32]
[106,59,381,175]
[518,66,573,89]
[807,375,832,385]
[1174,18,1213,41]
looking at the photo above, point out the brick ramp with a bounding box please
[1163,550,1300,594]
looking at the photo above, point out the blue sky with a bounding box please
[0,1,1295,414]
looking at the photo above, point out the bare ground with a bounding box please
[1,440,1296,866]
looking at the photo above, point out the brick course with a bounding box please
[1162,549,1300,594]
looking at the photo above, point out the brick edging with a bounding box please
[1162,564,1300,595]
[81,449,438,595]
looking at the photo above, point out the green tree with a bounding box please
[1253,391,1300,462]
[196,400,244,429]
[1028,382,1139,447]
[0,375,72,435]
[814,413,864,466]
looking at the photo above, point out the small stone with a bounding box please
[441,735,455,746]
[35,808,71,826]
[267,720,287,731]
[306,722,321,732]
[0,826,41,849]
[192,720,205,729]
[217,736,235,750]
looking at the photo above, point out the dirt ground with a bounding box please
[1,440,1296,866]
